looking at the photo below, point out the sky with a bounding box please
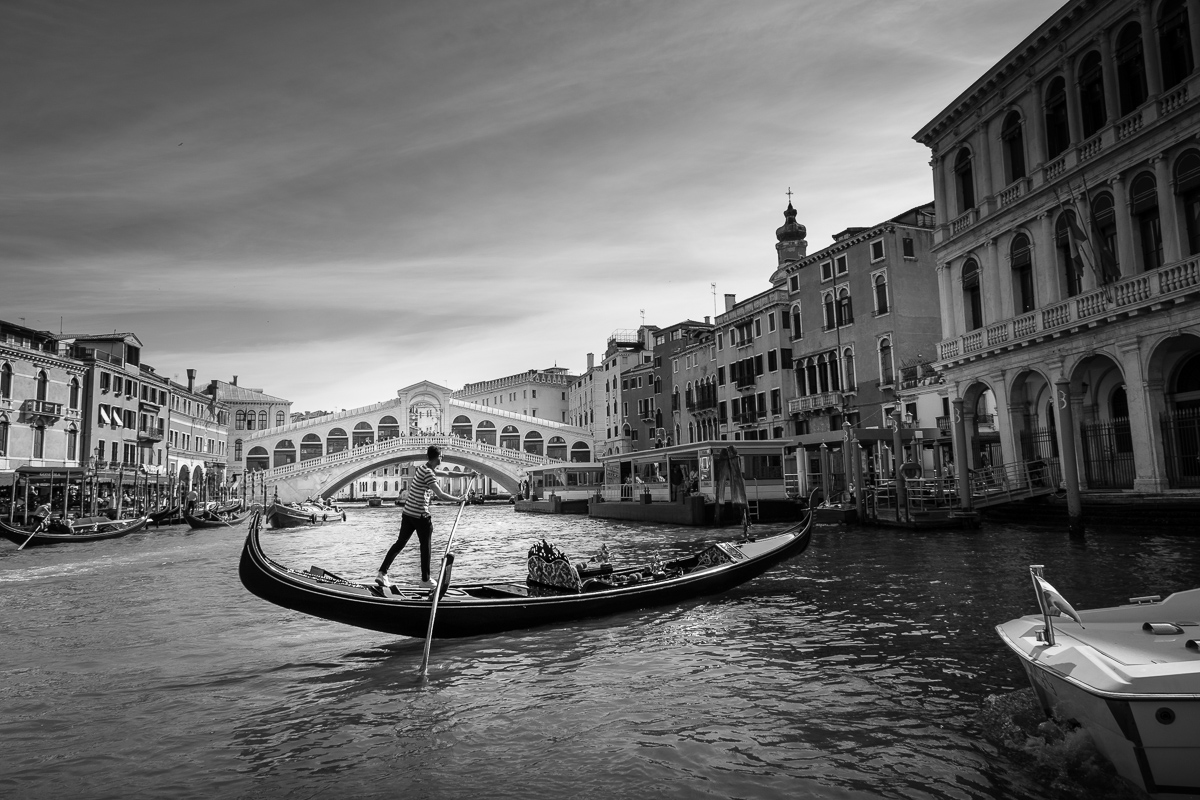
[2,0,1057,412]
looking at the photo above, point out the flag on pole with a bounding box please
[1034,575,1084,626]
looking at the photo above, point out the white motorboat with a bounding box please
[996,565,1200,798]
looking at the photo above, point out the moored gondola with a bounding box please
[184,508,255,529]
[0,515,149,547]
[265,501,347,529]
[238,507,813,639]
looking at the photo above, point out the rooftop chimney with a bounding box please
[724,293,736,312]
[587,353,595,370]
[186,368,196,393]
[232,375,238,386]
[704,316,710,325]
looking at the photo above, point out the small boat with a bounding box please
[149,505,182,525]
[239,508,813,639]
[996,565,1200,798]
[265,501,347,529]
[0,515,149,547]
[183,508,255,529]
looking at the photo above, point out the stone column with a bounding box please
[1110,174,1135,278]
[819,442,831,504]
[1036,211,1060,305]
[982,238,1004,324]
[1141,1,1164,97]
[991,372,1020,471]
[1154,153,1183,264]
[945,153,960,219]
[976,123,994,210]
[1190,0,1200,72]
[937,263,954,340]
[1098,32,1119,125]
[952,396,972,510]
[1118,339,1168,492]
[1028,76,1047,170]
[1063,56,1082,146]
[932,156,948,226]
[1052,377,1083,533]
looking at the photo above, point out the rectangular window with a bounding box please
[771,388,782,415]
[754,354,764,375]
[717,366,725,386]
[100,372,110,392]
[835,255,848,275]
[717,333,723,350]
[871,240,885,261]
[531,389,537,398]
[821,262,833,281]
[768,313,776,332]
[902,237,915,258]
[754,318,762,337]
[789,275,799,292]
[768,350,778,371]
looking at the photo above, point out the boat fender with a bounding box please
[310,513,317,524]
[341,511,347,521]
[323,513,328,522]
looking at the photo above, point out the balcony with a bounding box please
[937,257,1200,365]
[788,392,843,414]
[138,426,165,443]
[23,399,63,420]
[734,375,756,390]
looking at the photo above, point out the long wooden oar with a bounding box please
[418,477,475,676]
[17,520,45,550]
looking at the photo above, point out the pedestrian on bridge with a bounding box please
[376,445,477,590]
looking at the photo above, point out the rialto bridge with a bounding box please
[238,381,597,501]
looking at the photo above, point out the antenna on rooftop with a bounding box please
[640,309,645,326]
[711,283,717,317]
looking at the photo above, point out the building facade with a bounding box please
[914,0,1200,500]
[207,377,292,486]
[169,370,230,503]
[0,320,87,478]
[453,367,577,423]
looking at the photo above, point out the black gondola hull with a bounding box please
[0,516,149,546]
[238,512,812,639]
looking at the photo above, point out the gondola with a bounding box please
[265,501,347,529]
[239,507,814,639]
[184,508,255,529]
[0,515,149,547]
[149,505,184,526]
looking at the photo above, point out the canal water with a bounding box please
[2,504,1196,800]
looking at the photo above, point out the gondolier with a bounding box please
[376,445,476,589]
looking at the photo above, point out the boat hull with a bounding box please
[184,510,254,529]
[0,515,149,546]
[997,589,1200,798]
[265,502,347,529]
[240,513,812,639]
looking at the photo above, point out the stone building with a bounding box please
[914,0,1200,512]
[453,367,577,423]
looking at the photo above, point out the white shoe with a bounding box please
[376,572,393,588]
[419,578,435,589]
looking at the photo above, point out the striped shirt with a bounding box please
[403,463,438,517]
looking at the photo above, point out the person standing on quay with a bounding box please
[376,445,475,589]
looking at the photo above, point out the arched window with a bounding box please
[547,436,567,460]
[451,415,473,439]
[1011,233,1035,313]
[326,427,348,455]
[1130,171,1163,271]
[790,303,803,338]
[962,258,983,330]
[236,410,246,430]
[823,293,835,330]
[300,434,322,461]
[523,430,543,455]
[1160,0,1194,89]
[570,441,591,462]
[69,378,79,410]
[246,446,270,471]
[873,274,889,314]
[36,370,48,402]
[1078,51,1107,138]
[234,439,243,460]
[836,288,853,326]
[1175,149,1200,256]
[843,347,856,392]
[1044,76,1070,158]
[378,415,400,441]
[806,359,818,397]
[953,147,975,213]
[1001,110,1026,183]
[1116,23,1148,115]
[273,439,296,468]
[0,416,7,457]
[352,421,373,447]
[1090,192,1120,279]
[276,410,285,427]
[258,410,267,430]
[1055,211,1084,296]
[0,363,10,399]
[476,420,497,446]
[879,338,895,386]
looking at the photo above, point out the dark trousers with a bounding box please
[379,513,433,580]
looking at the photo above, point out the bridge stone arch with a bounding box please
[241,380,597,502]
